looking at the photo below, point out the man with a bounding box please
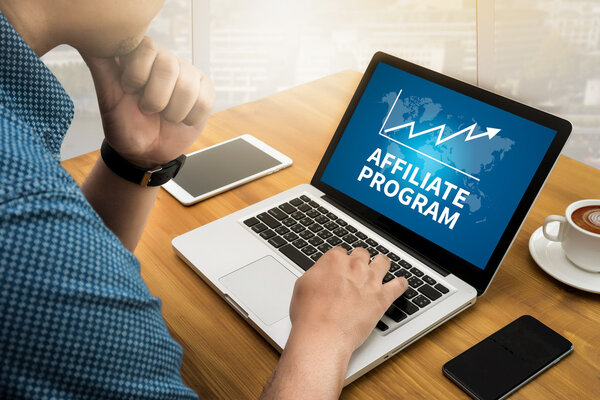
[0,1,408,398]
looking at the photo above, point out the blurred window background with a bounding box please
[43,0,600,169]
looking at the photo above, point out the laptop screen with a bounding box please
[318,61,560,271]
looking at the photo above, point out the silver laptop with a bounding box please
[172,52,571,384]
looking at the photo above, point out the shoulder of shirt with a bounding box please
[0,102,81,203]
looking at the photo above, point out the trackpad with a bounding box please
[219,256,297,326]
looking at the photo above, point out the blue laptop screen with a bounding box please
[321,62,557,269]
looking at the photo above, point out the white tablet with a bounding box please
[163,134,293,206]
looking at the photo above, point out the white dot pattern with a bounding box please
[0,12,197,399]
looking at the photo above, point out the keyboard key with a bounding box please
[317,243,332,253]
[389,263,400,273]
[244,217,259,227]
[399,259,412,268]
[308,236,324,246]
[300,195,311,202]
[298,203,312,212]
[435,283,449,294]
[308,200,320,208]
[393,297,419,315]
[302,245,317,256]
[388,252,400,262]
[310,252,322,262]
[268,207,288,221]
[275,226,289,235]
[323,221,338,231]
[337,219,348,227]
[385,305,408,323]
[291,224,305,233]
[423,275,436,286]
[292,239,308,249]
[279,244,313,271]
[326,212,338,220]
[279,203,296,214]
[290,198,303,206]
[291,211,304,220]
[340,243,352,251]
[344,234,359,244]
[315,215,330,224]
[260,230,276,239]
[402,287,418,299]
[412,295,431,308]
[309,224,324,233]
[410,267,424,277]
[300,217,313,226]
[333,227,349,237]
[317,206,329,214]
[408,276,424,288]
[366,247,378,258]
[394,269,411,279]
[327,237,342,246]
[376,245,389,254]
[300,230,314,240]
[365,238,378,247]
[346,225,357,233]
[418,285,442,301]
[283,217,297,227]
[318,230,333,239]
[258,212,281,229]
[251,223,267,233]
[306,209,320,218]
[283,232,299,241]
[268,236,286,248]
[382,272,395,283]
[356,231,367,240]
[376,320,389,331]
[353,241,368,249]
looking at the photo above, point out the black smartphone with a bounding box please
[443,315,573,400]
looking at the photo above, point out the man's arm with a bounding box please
[81,37,215,251]
[261,248,409,399]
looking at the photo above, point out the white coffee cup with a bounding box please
[543,199,600,272]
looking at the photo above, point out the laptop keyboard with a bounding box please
[242,194,452,334]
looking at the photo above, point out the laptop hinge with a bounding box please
[321,195,450,277]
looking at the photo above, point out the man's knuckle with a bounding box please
[123,72,147,88]
[153,53,179,77]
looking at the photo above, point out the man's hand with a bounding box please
[261,247,408,399]
[290,247,408,354]
[80,36,214,251]
[84,36,215,168]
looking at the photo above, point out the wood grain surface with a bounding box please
[62,70,600,399]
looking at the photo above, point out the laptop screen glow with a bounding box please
[321,62,557,270]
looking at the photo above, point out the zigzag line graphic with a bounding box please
[383,121,500,146]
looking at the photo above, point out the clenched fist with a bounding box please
[84,36,215,168]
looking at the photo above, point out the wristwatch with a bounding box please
[100,139,186,187]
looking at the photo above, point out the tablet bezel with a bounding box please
[311,52,572,295]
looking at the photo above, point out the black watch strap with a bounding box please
[100,140,186,187]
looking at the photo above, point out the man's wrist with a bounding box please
[100,139,186,187]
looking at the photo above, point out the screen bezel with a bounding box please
[311,52,572,295]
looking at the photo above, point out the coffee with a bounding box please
[571,205,600,235]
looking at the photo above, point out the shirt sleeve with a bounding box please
[0,112,198,399]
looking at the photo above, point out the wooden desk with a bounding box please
[63,70,600,399]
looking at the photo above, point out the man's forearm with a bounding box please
[81,157,159,252]
[260,327,352,400]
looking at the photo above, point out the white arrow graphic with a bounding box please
[383,121,500,146]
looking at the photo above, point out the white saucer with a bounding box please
[529,226,600,294]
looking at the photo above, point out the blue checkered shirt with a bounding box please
[0,12,198,399]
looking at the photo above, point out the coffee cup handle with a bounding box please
[543,215,567,242]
